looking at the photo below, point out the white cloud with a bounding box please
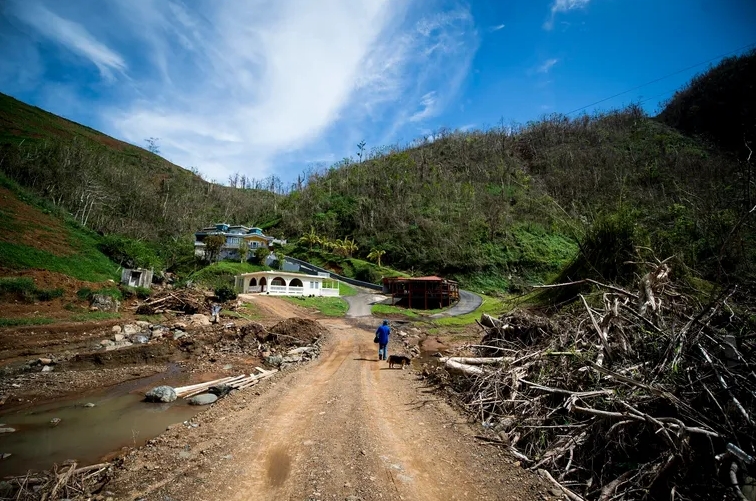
[409,91,438,122]
[544,0,590,30]
[6,0,126,80]
[1,0,478,183]
[537,58,559,73]
[489,24,506,32]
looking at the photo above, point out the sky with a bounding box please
[1,0,755,185]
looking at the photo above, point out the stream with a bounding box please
[0,366,202,477]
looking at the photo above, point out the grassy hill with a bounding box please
[0,93,280,244]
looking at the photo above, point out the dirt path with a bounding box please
[114,312,546,500]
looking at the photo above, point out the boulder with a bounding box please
[0,428,16,434]
[113,333,125,342]
[173,322,188,330]
[111,325,122,334]
[208,384,233,397]
[122,324,140,336]
[38,357,53,366]
[41,365,53,372]
[188,393,218,406]
[50,418,61,426]
[151,330,165,339]
[105,340,133,351]
[90,294,120,312]
[145,386,177,403]
[83,403,96,408]
[132,335,150,344]
[100,339,115,347]
[135,320,151,328]
[265,355,284,367]
[173,330,188,340]
[189,314,211,327]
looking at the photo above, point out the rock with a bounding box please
[145,386,177,403]
[0,481,11,497]
[188,393,218,406]
[111,325,122,333]
[265,355,283,367]
[100,339,115,347]
[222,364,233,370]
[83,402,96,408]
[90,294,120,312]
[151,330,164,339]
[105,340,133,351]
[135,320,150,328]
[173,322,187,330]
[50,418,61,426]
[178,451,192,459]
[41,365,53,372]
[0,428,15,434]
[122,324,140,336]
[113,333,125,342]
[132,335,150,344]
[0,453,10,460]
[173,330,187,340]
[38,357,53,365]
[208,384,233,397]
[189,314,211,326]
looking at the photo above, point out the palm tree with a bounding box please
[298,227,320,251]
[343,237,359,258]
[367,248,386,267]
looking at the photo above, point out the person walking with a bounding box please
[375,320,390,361]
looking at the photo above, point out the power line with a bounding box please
[564,41,756,116]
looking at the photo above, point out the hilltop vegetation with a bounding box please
[1,53,754,293]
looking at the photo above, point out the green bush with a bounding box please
[35,288,64,301]
[214,285,237,302]
[76,287,93,300]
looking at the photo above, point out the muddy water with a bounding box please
[0,368,201,476]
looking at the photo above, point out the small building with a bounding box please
[382,276,459,309]
[194,224,287,261]
[121,268,153,288]
[235,271,339,297]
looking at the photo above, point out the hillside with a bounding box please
[0,93,280,243]
[2,55,755,294]
[277,105,754,289]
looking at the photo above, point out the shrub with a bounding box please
[214,285,237,302]
[97,235,162,270]
[35,288,64,301]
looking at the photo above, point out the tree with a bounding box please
[298,226,320,251]
[203,234,225,263]
[145,137,160,154]
[343,237,359,257]
[255,246,270,265]
[357,140,367,163]
[367,248,386,267]
[238,239,249,263]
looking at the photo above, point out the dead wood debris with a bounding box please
[2,461,112,500]
[135,289,207,315]
[433,261,756,500]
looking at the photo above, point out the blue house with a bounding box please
[194,224,287,261]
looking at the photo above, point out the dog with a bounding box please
[388,354,412,369]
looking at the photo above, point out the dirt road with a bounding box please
[113,308,546,500]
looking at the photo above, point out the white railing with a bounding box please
[268,285,288,294]
[288,286,305,295]
[320,288,339,297]
[246,286,262,293]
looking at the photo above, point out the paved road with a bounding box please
[429,290,483,318]
[343,292,385,318]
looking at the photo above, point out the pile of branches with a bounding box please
[3,461,111,500]
[135,289,206,315]
[442,261,756,500]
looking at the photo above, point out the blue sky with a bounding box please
[1,0,754,184]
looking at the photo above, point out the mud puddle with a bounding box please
[0,367,201,477]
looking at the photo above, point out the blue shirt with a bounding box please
[375,324,390,345]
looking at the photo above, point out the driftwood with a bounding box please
[174,368,277,398]
[5,462,111,500]
[434,260,756,501]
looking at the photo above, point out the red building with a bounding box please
[382,276,460,310]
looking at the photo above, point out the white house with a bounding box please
[235,271,339,297]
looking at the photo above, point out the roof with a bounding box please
[383,275,454,283]
[237,270,323,279]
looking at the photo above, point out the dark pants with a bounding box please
[378,343,388,360]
